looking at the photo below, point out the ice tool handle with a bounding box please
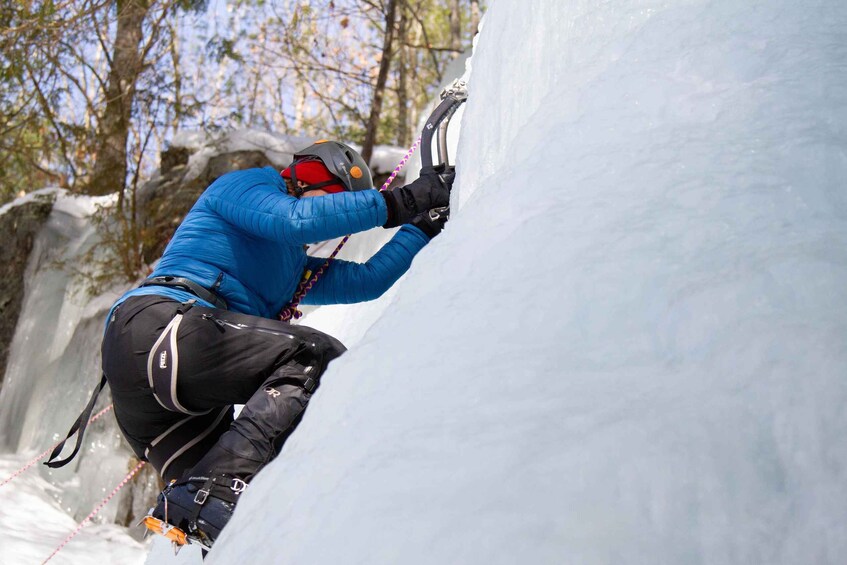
[420,79,469,171]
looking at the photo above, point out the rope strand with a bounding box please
[0,404,114,489]
[379,136,422,193]
[41,460,146,564]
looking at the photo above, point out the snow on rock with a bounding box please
[170,128,409,183]
[368,144,414,176]
[51,190,117,219]
[0,187,59,218]
[209,1,847,564]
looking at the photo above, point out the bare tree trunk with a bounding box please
[470,0,481,36]
[87,0,149,196]
[396,4,409,147]
[168,18,182,133]
[361,0,399,165]
[450,0,462,52]
[407,11,423,142]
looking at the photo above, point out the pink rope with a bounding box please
[378,136,422,193]
[0,404,114,489]
[41,460,146,564]
[280,137,423,322]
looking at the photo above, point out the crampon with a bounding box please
[140,475,244,554]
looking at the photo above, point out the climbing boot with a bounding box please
[142,474,247,550]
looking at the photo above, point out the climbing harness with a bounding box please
[279,79,469,322]
[141,275,228,310]
[144,407,232,481]
[146,300,213,416]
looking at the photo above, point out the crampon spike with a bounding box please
[141,515,189,546]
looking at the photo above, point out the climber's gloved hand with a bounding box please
[420,164,455,192]
[411,206,449,239]
[381,165,454,228]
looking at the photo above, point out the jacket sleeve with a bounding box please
[300,225,431,305]
[203,168,388,245]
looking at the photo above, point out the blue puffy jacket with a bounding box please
[110,167,430,320]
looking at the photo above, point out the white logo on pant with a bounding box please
[264,387,280,398]
[159,351,168,369]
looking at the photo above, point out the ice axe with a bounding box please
[419,79,468,222]
[421,78,468,171]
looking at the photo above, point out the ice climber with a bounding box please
[98,140,453,547]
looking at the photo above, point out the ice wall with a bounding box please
[210,1,847,564]
[0,193,113,449]
[0,192,154,523]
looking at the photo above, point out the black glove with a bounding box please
[411,206,449,239]
[420,164,455,191]
[382,165,455,228]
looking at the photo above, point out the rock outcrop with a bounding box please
[140,148,274,263]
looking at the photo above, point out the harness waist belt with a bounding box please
[141,276,227,310]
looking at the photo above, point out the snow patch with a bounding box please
[0,454,148,565]
[0,187,59,217]
[52,191,117,219]
[172,128,411,184]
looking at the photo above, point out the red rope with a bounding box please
[280,136,423,322]
[0,404,114,489]
[41,460,147,564]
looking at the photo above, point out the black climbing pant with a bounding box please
[101,295,345,483]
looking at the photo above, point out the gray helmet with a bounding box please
[292,140,373,192]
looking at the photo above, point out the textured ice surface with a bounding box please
[210,1,847,564]
[0,192,147,564]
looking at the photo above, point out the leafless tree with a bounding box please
[361,0,399,163]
